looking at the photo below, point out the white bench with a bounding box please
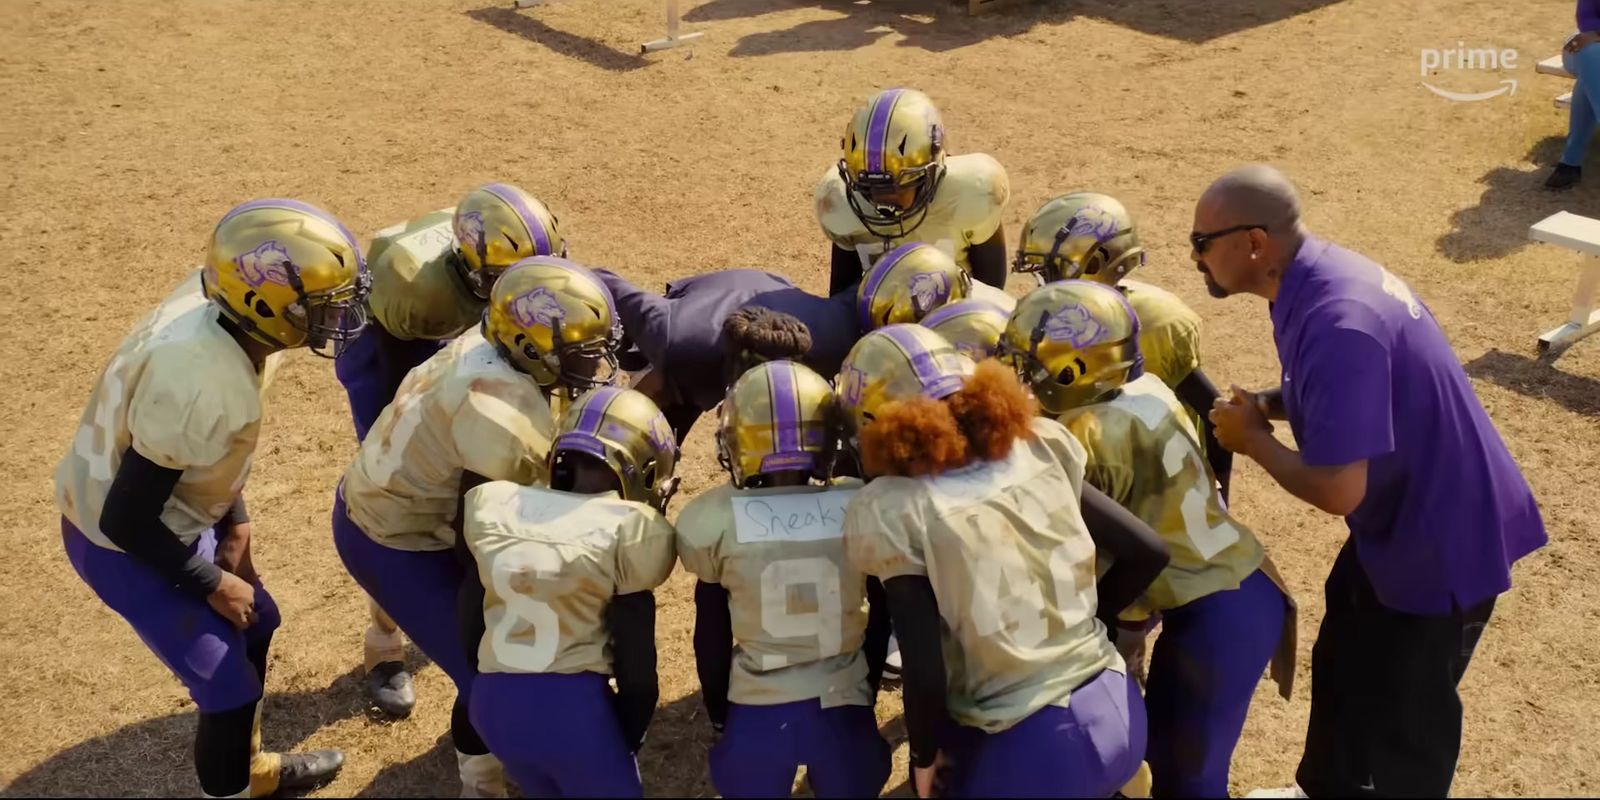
[511,0,702,53]
[1540,53,1576,108]
[1528,211,1600,354]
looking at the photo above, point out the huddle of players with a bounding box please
[51,86,1296,799]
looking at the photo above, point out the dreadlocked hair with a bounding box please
[723,306,813,363]
[859,359,1039,477]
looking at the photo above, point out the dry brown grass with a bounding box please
[2,0,1598,796]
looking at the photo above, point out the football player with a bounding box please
[676,361,892,798]
[332,257,620,797]
[1011,191,1233,501]
[591,267,860,445]
[1002,281,1295,798]
[816,88,1011,294]
[333,182,565,715]
[835,325,1170,798]
[54,199,367,798]
[462,386,680,798]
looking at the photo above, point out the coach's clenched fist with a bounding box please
[1209,386,1273,456]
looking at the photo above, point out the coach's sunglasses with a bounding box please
[1190,224,1267,254]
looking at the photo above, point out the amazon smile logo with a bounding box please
[1420,43,1520,102]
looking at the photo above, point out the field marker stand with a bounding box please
[511,0,701,53]
[1528,210,1600,355]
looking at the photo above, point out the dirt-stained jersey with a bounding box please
[1059,373,1263,619]
[55,269,281,550]
[675,481,871,709]
[845,417,1123,734]
[464,481,677,676]
[366,208,484,341]
[341,328,556,551]
[816,153,1010,276]
[1119,279,1201,390]
[968,281,1017,313]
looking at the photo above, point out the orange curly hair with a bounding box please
[859,359,1040,477]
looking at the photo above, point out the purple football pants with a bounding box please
[62,518,280,713]
[1145,568,1287,798]
[710,700,891,798]
[942,667,1146,799]
[331,491,474,693]
[470,671,643,798]
[333,323,447,443]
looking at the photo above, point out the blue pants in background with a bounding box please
[1561,42,1600,167]
[710,700,891,798]
[334,323,447,443]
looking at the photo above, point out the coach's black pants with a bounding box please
[1296,542,1495,798]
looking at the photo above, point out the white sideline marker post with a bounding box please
[1528,211,1600,355]
[640,0,703,53]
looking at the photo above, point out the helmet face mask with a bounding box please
[289,270,372,358]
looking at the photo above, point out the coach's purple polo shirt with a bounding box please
[1270,236,1546,615]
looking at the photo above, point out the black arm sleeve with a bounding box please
[1175,367,1233,503]
[863,576,892,700]
[829,244,863,296]
[99,447,222,598]
[883,575,950,769]
[1081,484,1170,628]
[966,224,1009,290]
[608,590,660,753]
[692,580,733,730]
[453,470,492,679]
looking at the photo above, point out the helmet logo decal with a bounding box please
[839,363,866,408]
[1044,301,1110,348]
[908,272,951,315]
[455,211,485,257]
[511,287,566,330]
[647,414,676,457]
[1065,206,1121,243]
[235,241,293,288]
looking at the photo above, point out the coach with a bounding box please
[1197,165,1546,798]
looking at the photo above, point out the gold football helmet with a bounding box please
[920,298,1011,362]
[717,361,839,488]
[999,280,1143,415]
[1012,192,1145,286]
[835,324,974,439]
[202,198,370,358]
[857,243,971,331]
[550,386,680,511]
[837,88,948,239]
[482,256,622,397]
[453,183,567,300]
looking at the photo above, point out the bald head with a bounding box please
[1191,164,1308,300]
[1200,164,1305,238]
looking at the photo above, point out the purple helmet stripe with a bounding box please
[921,298,1010,328]
[857,242,920,328]
[573,385,622,437]
[768,363,802,455]
[219,198,366,271]
[864,89,903,173]
[484,183,554,256]
[880,325,965,400]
